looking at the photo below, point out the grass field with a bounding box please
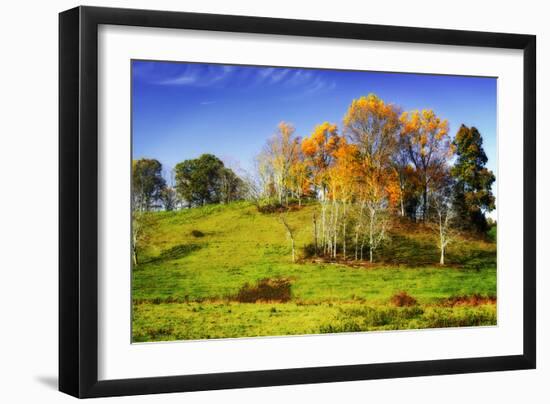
[132,201,497,342]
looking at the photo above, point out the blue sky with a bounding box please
[132,60,497,187]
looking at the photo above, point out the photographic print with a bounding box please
[131,60,497,342]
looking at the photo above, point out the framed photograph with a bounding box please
[59,6,536,398]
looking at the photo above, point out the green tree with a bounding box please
[451,125,496,232]
[132,158,166,211]
[174,154,244,207]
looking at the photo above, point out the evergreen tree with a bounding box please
[451,125,496,232]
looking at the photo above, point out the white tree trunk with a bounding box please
[312,213,318,254]
[369,209,375,263]
[280,214,296,263]
[342,202,347,259]
[333,199,339,258]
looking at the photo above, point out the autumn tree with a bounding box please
[400,109,451,221]
[264,122,301,205]
[288,151,310,207]
[132,158,166,211]
[343,94,399,263]
[302,122,341,254]
[302,122,341,253]
[451,125,496,233]
[326,140,359,258]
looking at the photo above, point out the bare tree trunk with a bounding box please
[369,209,375,263]
[280,214,296,263]
[355,202,365,261]
[354,231,359,261]
[439,212,445,266]
[342,202,347,260]
[132,217,140,266]
[369,245,373,263]
[312,213,318,255]
[322,196,329,256]
[132,246,138,266]
[333,199,339,259]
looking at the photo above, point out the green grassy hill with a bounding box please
[132,201,497,342]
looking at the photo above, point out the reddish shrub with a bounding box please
[390,291,418,307]
[235,278,292,303]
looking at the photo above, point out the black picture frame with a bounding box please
[59,5,536,398]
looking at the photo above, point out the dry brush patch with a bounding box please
[234,277,292,303]
[390,291,418,307]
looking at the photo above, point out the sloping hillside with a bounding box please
[132,201,497,341]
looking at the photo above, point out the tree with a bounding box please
[218,167,246,204]
[132,159,166,211]
[391,132,412,217]
[400,109,451,221]
[264,122,301,205]
[131,210,152,265]
[160,186,178,211]
[401,165,423,221]
[327,140,359,259]
[451,125,496,233]
[288,154,310,207]
[343,94,400,170]
[174,154,243,207]
[302,122,341,254]
[343,94,399,263]
[279,211,297,263]
[253,151,276,200]
[301,122,341,198]
[428,168,456,265]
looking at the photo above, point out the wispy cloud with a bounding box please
[159,74,200,86]
[156,65,233,87]
[252,67,335,95]
[135,61,336,95]
[200,101,216,105]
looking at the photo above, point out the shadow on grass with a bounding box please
[303,230,496,269]
[145,243,203,264]
[448,249,496,270]
[377,234,439,266]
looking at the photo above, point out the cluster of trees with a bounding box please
[132,154,245,212]
[253,93,495,265]
[131,154,245,264]
[131,93,495,267]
